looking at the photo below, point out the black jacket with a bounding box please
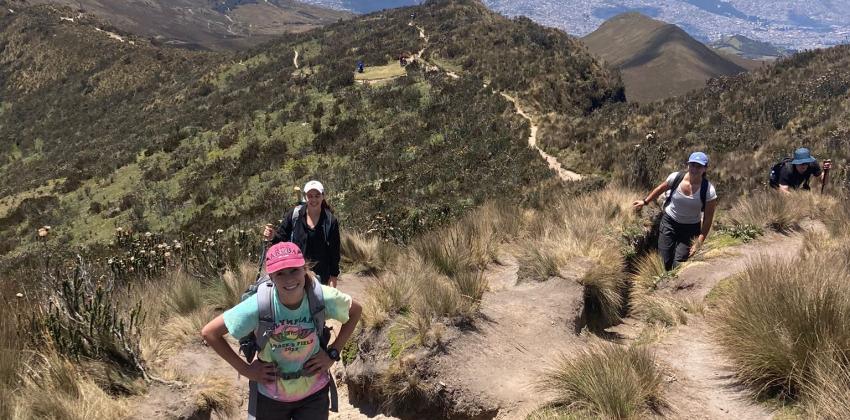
[271,205,341,280]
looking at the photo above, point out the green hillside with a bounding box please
[0,0,623,264]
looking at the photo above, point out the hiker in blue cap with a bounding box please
[633,152,718,271]
[770,147,832,194]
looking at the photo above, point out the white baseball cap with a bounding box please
[303,180,325,194]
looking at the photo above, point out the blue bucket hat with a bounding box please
[688,152,709,166]
[791,148,816,165]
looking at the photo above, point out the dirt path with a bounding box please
[294,49,300,69]
[656,320,772,420]
[640,229,818,419]
[664,230,804,302]
[499,93,583,182]
[429,254,589,418]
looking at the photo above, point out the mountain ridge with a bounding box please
[17,0,353,50]
[582,12,748,102]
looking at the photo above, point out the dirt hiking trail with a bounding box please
[294,49,300,69]
[427,253,591,419]
[616,226,822,419]
[499,93,582,182]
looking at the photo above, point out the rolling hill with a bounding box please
[18,0,353,50]
[0,0,622,263]
[582,12,750,103]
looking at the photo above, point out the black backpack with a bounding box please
[769,157,793,189]
[664,172,709,211]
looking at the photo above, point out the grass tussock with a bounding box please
[164,270,206,316]
[539,344,666,419]
[193,375,238,417]
[580,252,628,329]
[629,253,686,326]
[340,231,398,275]
[10,352,130,420]
[804,350,850,419]
[207,262,255,311]
[377,358,427,413]
[715,251,850,399]
[519,187,642,281]
[363,203,513,334]
[727,190,836,233]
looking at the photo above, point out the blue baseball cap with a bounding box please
[791,148,816,165]
[688,152,709,166]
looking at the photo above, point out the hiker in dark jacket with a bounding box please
[633,152,719,271]
[264,180,341,287]
[776,147,832,194]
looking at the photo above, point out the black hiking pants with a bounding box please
[658,214,701,271]
[249,383,330,420]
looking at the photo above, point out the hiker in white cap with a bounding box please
[633,152,719,270]
[263,180,341,287]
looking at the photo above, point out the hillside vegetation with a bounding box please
[0,0,622,265]
[582,12,749,103]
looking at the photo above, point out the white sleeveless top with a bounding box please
[663,172,717,224]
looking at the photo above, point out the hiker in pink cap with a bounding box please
[202,242,362,419]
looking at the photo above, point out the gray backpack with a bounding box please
[239,275,338,415]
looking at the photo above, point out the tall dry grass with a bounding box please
[207,262,256,311]
[629,253,686,327]
[804,349,850,419]
[519,187,640,281]
[539,344,666,419]
[341,231,399,274]
[579,252,628,329]
[363,203,519,335]
[726,190,836,232]
[715,251,850,399]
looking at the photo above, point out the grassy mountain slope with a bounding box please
[20,0,352,50]
[0,0,623,264]
[582,12,749,103]
[539,45,850,195]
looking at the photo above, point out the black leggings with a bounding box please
[251,385,330,420]
[658,214,701,271]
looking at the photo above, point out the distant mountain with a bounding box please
[302,0,850,52]
[582,13,749,103]
[710,35,793,61]
[19,0,352,50]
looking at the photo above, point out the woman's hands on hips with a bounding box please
[304,350,335,375]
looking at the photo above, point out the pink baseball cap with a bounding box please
[265,242,305,274]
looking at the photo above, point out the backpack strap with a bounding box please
[700,178,709,212]
[305,276,326,344]
[254,276,276,352]
[304,276,338,412]
[322,209,333,246]
[663,172,686,210]
[290,205,304,242]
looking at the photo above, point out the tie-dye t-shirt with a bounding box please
[223,284,351,402]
